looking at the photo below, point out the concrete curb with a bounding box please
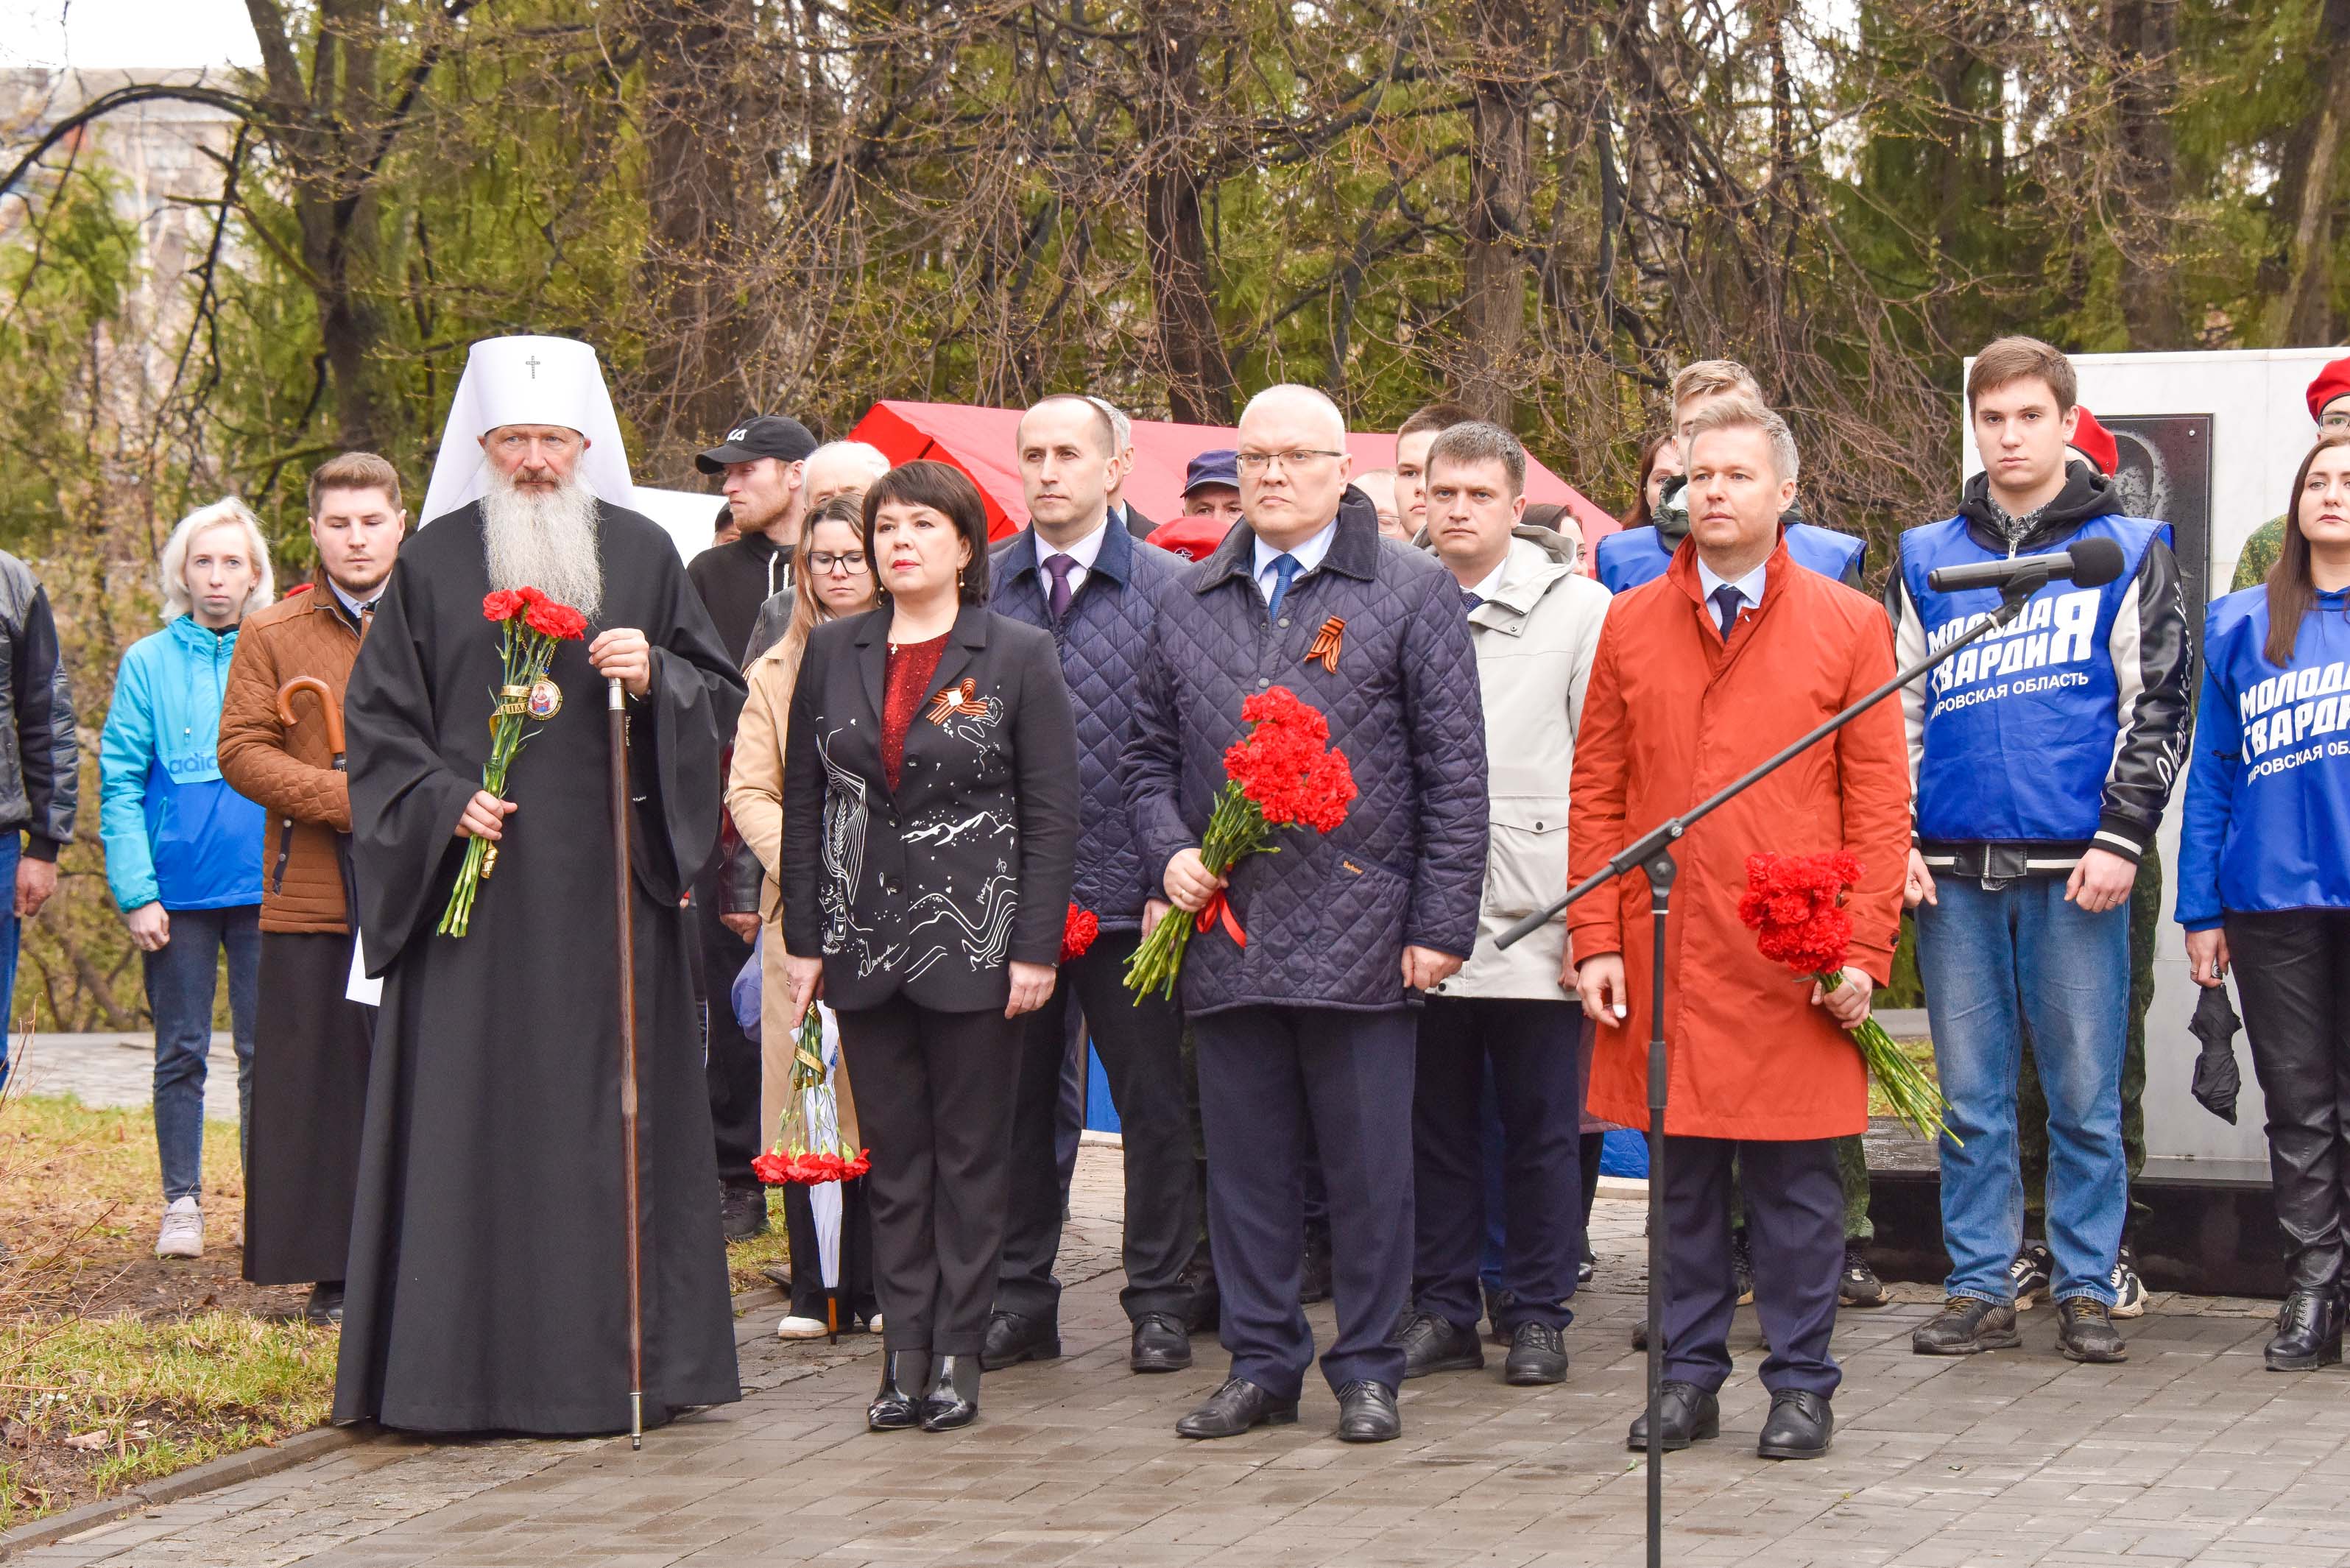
[0,1424,370,1558]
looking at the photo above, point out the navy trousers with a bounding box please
[996,931,1198,1324]
[1661,1134,1843,1399]
[1194,1004,1414,1399]
[1413,995,1584,1331]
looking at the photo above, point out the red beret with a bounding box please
[1148,514,1233,563]
[2069,407,2119,476]
[2309,357,2350,422]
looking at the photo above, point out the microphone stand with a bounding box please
[1495,569,2052,1568]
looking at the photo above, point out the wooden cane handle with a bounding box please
[275,676,346,757]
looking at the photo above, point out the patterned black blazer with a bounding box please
[780,602,1079,1013]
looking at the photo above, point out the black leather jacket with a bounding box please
[0,551,76,858]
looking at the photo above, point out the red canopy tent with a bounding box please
[847,400,1620,562]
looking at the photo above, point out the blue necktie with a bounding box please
[1463,590,1483,612]
[1265,553,1302,618]
[1712,583,1744,642]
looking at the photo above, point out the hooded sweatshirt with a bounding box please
[1888,461,2192,877]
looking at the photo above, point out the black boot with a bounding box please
[918,1355,981,1431]
[869,1351,928,1431]
[303,1281,344,1327]
[2266,1285,2345,1371]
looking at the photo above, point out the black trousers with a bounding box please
[1414,995,1584,1331]
[244,930,374,1285]
[693,876,762,1190]
[782,1175,880,1324]
[835,994,1023,1355]
[2226,909,2350,1291]
[1195,1004,1414,1399]
[1661,1134,1842,1399]
[996,930,1198,1324]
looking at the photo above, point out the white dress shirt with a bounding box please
[1037,517,1111,601]
[1696,555,1768,616]
[1252,518,1340,604]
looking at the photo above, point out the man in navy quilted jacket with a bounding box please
[984,395,1201,1379]
[1129,384,1489,1444]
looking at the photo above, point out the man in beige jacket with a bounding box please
[1394,420,1611,1388]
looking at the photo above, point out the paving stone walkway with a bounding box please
[16,1148,2347,1568]
[7,1034,244,1125]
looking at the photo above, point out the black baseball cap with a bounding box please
[696,414,817,475]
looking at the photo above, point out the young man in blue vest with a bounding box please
[1596,360,1867,595]
[986,394,1199,1375]
[1892,336,2192,1363]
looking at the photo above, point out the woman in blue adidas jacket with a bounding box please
[2179,431,2350,1372]
[100,499,271,1262]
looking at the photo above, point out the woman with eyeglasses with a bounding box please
[729,490,885,1339]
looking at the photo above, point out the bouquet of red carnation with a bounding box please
[1061,905,1099,964]
[1125,686,1356,1001]
[753,1008,871,1186]
[438,587,591,937]
[1737,851,1957,1145]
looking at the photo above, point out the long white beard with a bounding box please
[481,470,604,615]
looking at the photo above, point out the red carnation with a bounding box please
[523,598,589,641]
[482,589,527,621]
[751,1150,791,1184]
[1062,905,1099,963]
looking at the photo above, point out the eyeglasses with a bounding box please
[2323,412,2350,432]
[810,551,870,574]
[1235,449,1345,473]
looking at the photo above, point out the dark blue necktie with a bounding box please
[1712,583,1744,642]
[1265,553,1302,618]
[1463,590,1483,612]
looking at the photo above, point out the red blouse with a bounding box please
[881,632,950,792]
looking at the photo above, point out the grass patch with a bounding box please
[1,1090,334,1529]
[727,1188,791,1296]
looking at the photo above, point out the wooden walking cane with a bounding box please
[608,676,646,1451]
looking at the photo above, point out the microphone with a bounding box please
[1927,536,2126,594]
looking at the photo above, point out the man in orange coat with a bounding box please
[1570,395,1909,1461]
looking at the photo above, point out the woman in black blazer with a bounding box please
[780,461,1079,1433]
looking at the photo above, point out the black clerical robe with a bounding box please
[332,500,747,1435]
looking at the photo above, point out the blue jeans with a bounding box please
[1917,875,2127,1307]
[0,833,19,1090]
[146,904,260,1202]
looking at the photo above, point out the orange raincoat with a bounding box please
[1568,537,1911,1141]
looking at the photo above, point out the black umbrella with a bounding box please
[2190,982,2243,1124]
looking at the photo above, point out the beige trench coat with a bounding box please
[727,633,860,1154]
[1425,527,1612,1000]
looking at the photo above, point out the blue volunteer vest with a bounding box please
[1902,513,2166,846]
[1595,523,1866,594]
[2175,586,2350,926]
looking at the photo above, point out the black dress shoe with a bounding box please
[1334,1380,1400,1443]
[303,1281,345,1327]
[719,1182,769,1241]
[1394,1311,1484,1379]
[979,1310,1061,1371]
[869,1351,928,1431]
[917,1355,981,1431]
[1625,1380,1719,1451]
[1131,1312,1193,1373]
[1503,1321,1567,1385]
[1176,1377,1297,1438]
[2266,1285,2345,1371]
[1756,1388,1833,1459]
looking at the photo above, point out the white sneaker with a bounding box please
[2109,1246,2148,1318]
[155,1197,202,1260]
[774,1315,830,1340]
[865,1313,885,1334]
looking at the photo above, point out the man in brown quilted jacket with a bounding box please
[219,453,408,1325]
